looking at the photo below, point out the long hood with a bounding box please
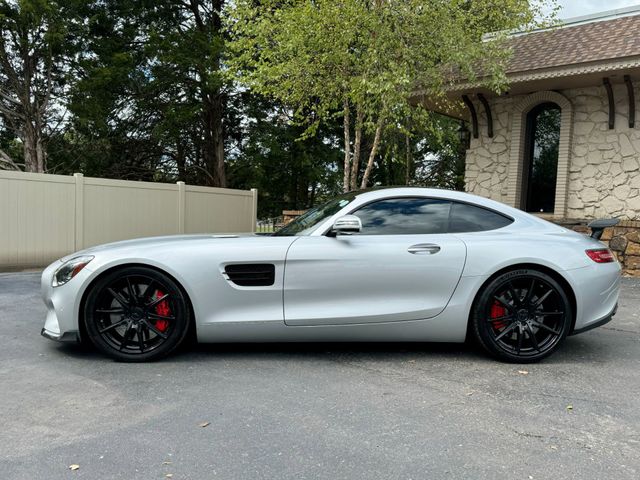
[61,233,262,263]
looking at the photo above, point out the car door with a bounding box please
[283,197,467,326]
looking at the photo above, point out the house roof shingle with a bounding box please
[504,15,640,74]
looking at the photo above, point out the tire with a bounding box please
[471,269,572,363]
[84,266,191,362]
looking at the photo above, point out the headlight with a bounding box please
[52,256,94,287]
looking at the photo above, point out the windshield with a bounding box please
[273,192,358,236]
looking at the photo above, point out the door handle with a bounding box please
[407,243,441,255]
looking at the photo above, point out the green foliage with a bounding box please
[226,0,554,190]
[59,0,229,184]
[0,0,80,171]
[374,114,465,191]
[227,94,343,218]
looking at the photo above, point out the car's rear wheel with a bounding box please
[471,269,572,363]
[84,266,190,362]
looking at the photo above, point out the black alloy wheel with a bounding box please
[471,269,572,362]
[84,266,190,362]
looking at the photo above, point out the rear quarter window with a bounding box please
[448,202,513,233]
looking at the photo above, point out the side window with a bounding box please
[448,202,513,233]
[354,198,451,235]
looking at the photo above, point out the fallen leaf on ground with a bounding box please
[199,421,210,428]
[68,464,80,471]
[518,370,529,375]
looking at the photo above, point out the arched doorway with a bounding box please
[521,102,561,213]
[508,91,572,217]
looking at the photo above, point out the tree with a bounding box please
[0,0,72,172]
[227,93,343,217]
[367,113,465,190]
[64,0,229,186]
[144,0,228,187]
[226,0,553,192]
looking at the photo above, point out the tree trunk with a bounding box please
[342,98,351,193]
[211,93,226,187]
[23,135,37,172]
[350,106,364,191]
[176,140,186,181]
[360,120,383,189]
[36,135,46,172]
[202,98,215,185]
[201,92,226,187]
[22,121,46,172]
[404,132,411,185]
[191,0,226,188]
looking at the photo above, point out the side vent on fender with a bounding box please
[224,264,275,287]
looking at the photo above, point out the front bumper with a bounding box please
[40,259,93,344]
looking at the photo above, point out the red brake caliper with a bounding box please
[154,290,170,332]
[490,301,507,330]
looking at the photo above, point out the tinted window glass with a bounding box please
[355,198,451,235]
[523,103,560,213]
[448,202,512,233]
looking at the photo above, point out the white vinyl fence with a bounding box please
[0,170,257,269]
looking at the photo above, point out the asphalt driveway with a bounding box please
[0,272,638,480]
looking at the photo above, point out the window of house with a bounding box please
[522,103,561,213]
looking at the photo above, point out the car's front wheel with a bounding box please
[84,266,191,362]
[471,269,572,363]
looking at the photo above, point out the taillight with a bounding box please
[585,249,615,263]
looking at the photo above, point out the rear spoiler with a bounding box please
[587,218,619,240]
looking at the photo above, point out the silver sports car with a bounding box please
[41,187,621,363]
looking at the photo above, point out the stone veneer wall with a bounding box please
[464,84,640,219]
[601,222,640,276]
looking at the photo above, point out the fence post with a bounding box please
[74,173,84,251]
[250,188,258,233]
[177,181,186,234]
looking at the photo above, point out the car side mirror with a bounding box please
[331,215,362,235]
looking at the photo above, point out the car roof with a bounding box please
[350,187,514,213]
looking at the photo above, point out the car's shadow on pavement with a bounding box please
[52,332,615,365]
[188,341,479,360]
[52,339,482,363]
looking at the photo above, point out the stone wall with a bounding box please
[566,85,640,219]
[464,84,640,220]
[464,96,514,206]
[602,221,640,276]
